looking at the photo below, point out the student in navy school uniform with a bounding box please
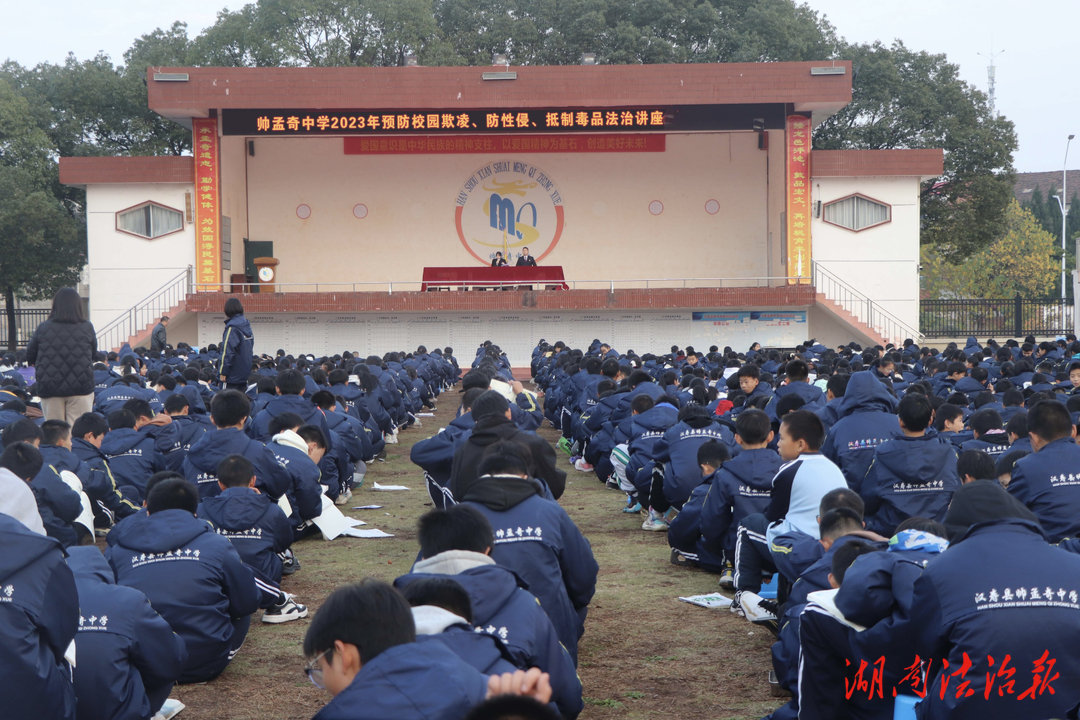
[411,388,485,509]
[265,413,324,541]
[667,439,731,572]
[162,393,213,472]
[960,408,1012,460]
[820,371,901,491]
[100,410,167,503]
[931,402,970,447]
[1008,399,1080,542]
[0,510,79,720]
[69,413,141,526]
[394,505,584,719]
[1,425,84,547]
[458,441,598,666]
[122,397,181,470]
[196,454,308,624]
[106,477,260,684]
[764,359,825,421]
[730,364,773,417]
[67,546,187,720]
[248,369,333,452]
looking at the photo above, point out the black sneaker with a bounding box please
[280,550,300,576]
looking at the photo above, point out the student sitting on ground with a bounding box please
[458,441,598,666]
[0,426,84,547]
[100,410,166,502]
[732,410,846,612]
[196,454,308,625]
[248,369,333,448]
[730,363,773,416]
[411,387,485,509]
[764,359,825,421]
[0,506,79,720]
[266,414,325,541]
[399,577,520,677]
[959,408,1011,459]
[860,393,960,536]
[106,477,260,684]
[70,412,140,526]
[394,505,583,719]
[183,390,291,501]
[67,546,187,720]
[302,580,490,720]
[667,439,731,572]
[931,402,969,447]
[820,371,901,490]
[162,394,213,472]
[956,449,997,484]
[123,397,181,471]
[699,410,784,587]
[1007,399,1080,542]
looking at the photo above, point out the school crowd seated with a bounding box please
[5,332,1080,719]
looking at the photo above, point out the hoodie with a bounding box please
[67,547,187,720]
[0,514,78,720]
[449,414,566,502]
[105,508,260,684]
[248,394,333,453]
[394,551,583,718]
[700,448,784,560]
[268,430,324,529]
[820,372,901,491]
[410,606,519,677]
[764,381,825,421]
[653,415,729,508]
[861,434,960,536]
[101,427,167,501]
[460,476,598,666]
[164,413,214,472]
[70,438,141,524]
[182,427,291,501]
[1007,435,1080,542]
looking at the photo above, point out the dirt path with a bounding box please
[168,395,782,720]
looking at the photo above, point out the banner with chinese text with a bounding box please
[344,133,664,155]
[786,115,811,285]
[193,118,221,290]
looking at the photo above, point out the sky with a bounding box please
[1,0,1077,173]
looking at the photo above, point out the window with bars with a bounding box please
[823,194,891,231]
[116,202,184,239]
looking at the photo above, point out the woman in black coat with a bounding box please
[26,288,97,424]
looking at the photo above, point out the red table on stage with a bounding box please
[421,266,568,291]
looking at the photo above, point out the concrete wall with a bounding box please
[236,132,779,288]
[809,176,921,332]
[85,183,195,331]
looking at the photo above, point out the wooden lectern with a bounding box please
[253,257,280,293]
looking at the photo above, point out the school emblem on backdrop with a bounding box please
[455,160,564,265]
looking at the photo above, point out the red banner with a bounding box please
[344,133,665,155]
[193,118,221,290]
[786,115,812,285]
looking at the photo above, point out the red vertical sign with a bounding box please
[786,115,812,285]
[193,118,221,290]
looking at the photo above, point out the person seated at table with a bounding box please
[516,247,538,267]
[491,252,508,268]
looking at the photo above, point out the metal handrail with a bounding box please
[97,267,193,352]
[812,261,922,345]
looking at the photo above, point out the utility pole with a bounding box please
[978,44,1005,117]
[1053,135,1074,334]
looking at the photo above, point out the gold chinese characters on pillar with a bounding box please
[786,115,811,285]
[193,118,221,290]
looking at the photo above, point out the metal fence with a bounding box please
[0,308,50,349]
[920,296,1074,338]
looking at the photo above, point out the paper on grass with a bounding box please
[416,412,435,417]
[373,482,411,491]
[343,517,367,527]
[339,527,394,538]
[352,505,383,510]
[678,593,733,609]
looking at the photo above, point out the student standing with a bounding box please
[26,287,97,424]
[218,298,254,392]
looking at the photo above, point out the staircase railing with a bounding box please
[96,267,192,352]
[811,261,922,346]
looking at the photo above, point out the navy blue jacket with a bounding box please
[68,547,187,720]
[324,408,368,462]
[0,514,79,720]
[905,519,1080,719]
[311,641,488,720]
[415,624,518,676]
[32,463,83,548]
[861,434,960,536]
[70,438,141,523]
[410,413,475,491]
[182,428,291,501]
[165,414,214,472]
[460,478,598,665]
[821,373,901,491]
[94,384,146,417]
[267,438,324,528]
[100,428,167,502]
[198,487,294,601]
[666,476,724,571]
[218,315,254,386]
[248,394,333,452]
[1008,436,1080,542]
[959,431,1012,461]
[654,418,729,508]
[700,448,783,560]
[395,557,583,718]
[764,381,825,421]
[105,509,260,684]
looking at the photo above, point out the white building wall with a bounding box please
[85,183,195,333]
[809,176,922,334]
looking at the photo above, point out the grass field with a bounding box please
[166,396,783,720]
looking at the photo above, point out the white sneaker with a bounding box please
[574,458,594,473]
[641,508,669,531]
[385,432,398,445]
[730,591,745,616]
[739,591,777,623]
[262,594,309,624]
[334,487,353,506]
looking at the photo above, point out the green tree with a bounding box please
[815,41,1016,263]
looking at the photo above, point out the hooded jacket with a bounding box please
[31,463,83,547]
[666,476,724,572]
[905,518,1080,720]
[700,448,784,559]
[105,508,260,684]
[653,415,729,508]
[460,475,598,665]
[324,408,369,463]
[218,315,254,386]
[860,434,959,536]
[1007,435,1080,542]
[197,486,294,603]
[821,373,901,491]
[411,414,475,508]
[0,466,45,534]
[101,428,167,502]
[25,318,97,398]
[764,454,848,548]
[394,551,583,718]
[268,430,324,528]
[311,641,488,720]
[410,606,519,677]
[70,438,141,523]
[164,413,214,472]
[449,414,566,502]
[67,547,187,720]
[182,427,291,501]
[764,381,825,421]
[0,514,78,720]
[249,393,334,450]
